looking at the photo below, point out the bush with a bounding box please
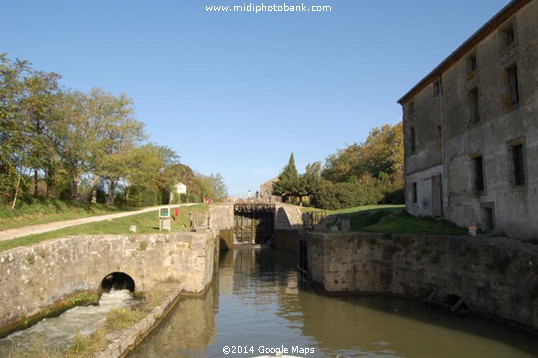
[126,185,160,207]
[311,174,392,210]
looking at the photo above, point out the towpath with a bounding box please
[0,204,193,242]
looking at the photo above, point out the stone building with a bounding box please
[398,0,538,240]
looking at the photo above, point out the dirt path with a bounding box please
[0,205,192,242]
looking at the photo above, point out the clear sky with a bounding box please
[1,0,510,197]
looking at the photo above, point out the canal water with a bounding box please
[128,248,538,358]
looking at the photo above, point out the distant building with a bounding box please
[398,0,538,240]
[170,182,187,202]
[260,177,282,203]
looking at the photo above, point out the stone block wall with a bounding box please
[0,231,216,331]
[307,232,538,331]
[274,230,301,254]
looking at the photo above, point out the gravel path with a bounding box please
[0,205,192,242]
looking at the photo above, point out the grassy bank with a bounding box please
[309,205,467,236]
[0,199,130,231]
[0,204,208,253]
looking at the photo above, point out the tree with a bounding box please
[311,122,405,209]
[54,91,93,199]
[273,153,302,202]
[0,54,32,206]
[322,122,403,183]
[84,88,146,203]
[302,161,323,198]
[53,88,147,202]
[19,71,63,197]
[209,173,228,200]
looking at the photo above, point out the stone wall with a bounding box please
[274,230,301,254]
[274,204,303,230]
[0,231,217,331]
[208,204,234,236]
[307,232,538,331]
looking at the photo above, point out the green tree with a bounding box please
[0,54,32,206]
[302,161,323,198]
[272,153,302,202]
[209,173,228,200]
[117,144,181,206]
[54,91,92,199]
[84,88,146,203]
[53,88,147,201]
[19,71,63,197]
[323,122,403,183]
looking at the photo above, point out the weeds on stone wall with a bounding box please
[487,255,512,275]
[25,253,35,265]
[138,240,148,251]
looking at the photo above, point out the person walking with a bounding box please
[189,211,194,230]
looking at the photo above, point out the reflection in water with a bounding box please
[129,248,538,358]
[0,290,134,354]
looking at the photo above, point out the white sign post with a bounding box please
[159,206,172,231]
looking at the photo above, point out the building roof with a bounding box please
[398,0,533,105]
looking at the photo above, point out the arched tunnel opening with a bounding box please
[100,272,135,293]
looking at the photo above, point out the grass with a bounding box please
[362,210,467,235]
[0,198,130,231]
[0,204,208,253]
[309,204,467,236]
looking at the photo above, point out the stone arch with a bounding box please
[100,272,135,293]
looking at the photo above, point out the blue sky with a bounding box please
[1,0,509,197]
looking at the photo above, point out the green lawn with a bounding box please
[0,199,131,231]
[307,204,467,236]
[0,204,208,253]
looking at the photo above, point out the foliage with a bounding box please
[310,174,390,210]
[271,123,403,210]
[272,153,321,203]
[314,122,404,209]
[323,122,404,182]
[272,153,301,200]
[0,53,226,208]
[0,54,56,207]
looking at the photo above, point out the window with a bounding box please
[412,182,417,203]
[504,64,520,110]
[407,101,415,116]
[481,203,495,231]
[472,155,485,193]
[469,87,480,123]
[508,140,526,187]
[501,22,516,49]
[433,79,441,97]
[467,53,477,79]
[410,126,416,153]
